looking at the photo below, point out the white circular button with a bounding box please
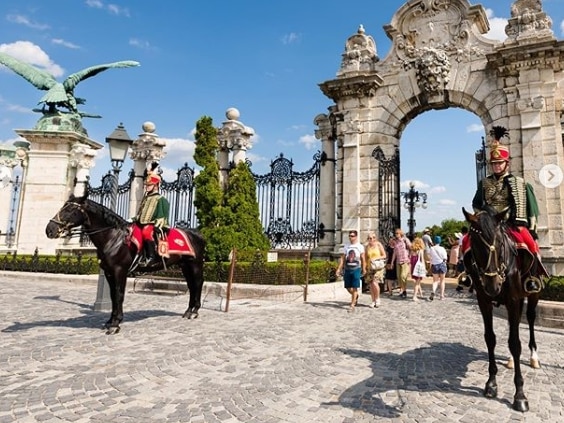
[539,164,563,188]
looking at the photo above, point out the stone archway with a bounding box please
[316,0,564,273]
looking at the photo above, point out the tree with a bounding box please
[193,116,269,261]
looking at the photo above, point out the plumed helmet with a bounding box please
[489,142,510,163]
[145,172,161,186]
[145,162,161,185]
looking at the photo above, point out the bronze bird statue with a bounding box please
[0,52,139,115]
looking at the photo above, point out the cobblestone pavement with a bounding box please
[0,275,563,423]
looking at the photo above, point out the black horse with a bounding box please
[462,205,539,412]
[45,193,205,334]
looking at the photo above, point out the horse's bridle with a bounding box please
[49,201,90,237]
[469,220,507,283]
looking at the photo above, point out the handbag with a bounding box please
[413,252,426,277]
[371,258,386,271]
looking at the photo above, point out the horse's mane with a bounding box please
[84,198,129,229]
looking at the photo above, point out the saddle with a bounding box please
[128,225,195,258]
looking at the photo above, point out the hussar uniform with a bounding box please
[133,171,170,266]
[471,141,546,293]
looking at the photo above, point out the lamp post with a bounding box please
[401,181,428,241]
[93,123,133,311]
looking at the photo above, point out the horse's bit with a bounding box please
[470,225,507,283]
[49,202,89,237]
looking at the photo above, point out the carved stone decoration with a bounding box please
[517,95,545,111]
[69,143,97,169]
[338,25,380,76]
[319,75,383,101]
[217,108,255,152]
[130,125,167,162]
[384,0,489,69]
[405,46,451,94]
[505,0,554,43]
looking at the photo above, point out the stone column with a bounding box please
[69,143,98,197]
[217,108,255,171]
[14,129,102,254]
[129,121,166,218]
[313,112,337,253]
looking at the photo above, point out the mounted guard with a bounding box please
[468,126,548,294]
[132,162,170,267]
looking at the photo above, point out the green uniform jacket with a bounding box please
[472,173,539,232]
[137,192,170,226]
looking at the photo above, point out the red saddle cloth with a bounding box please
[129,226,195,257]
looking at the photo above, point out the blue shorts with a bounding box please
[431,262,447,275]
[343,268,361,289]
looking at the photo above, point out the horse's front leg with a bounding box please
[526,294,540,369]
[506,298,529,412]
[181,261,204,319]
[103,269,126,334]
[476,291,498,398]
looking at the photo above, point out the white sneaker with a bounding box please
[375,300,381,308]
[369,302,376,308]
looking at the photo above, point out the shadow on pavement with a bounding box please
[323,342,486,418]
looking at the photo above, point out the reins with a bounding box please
[51,201,118,237]
[469,214,508,283]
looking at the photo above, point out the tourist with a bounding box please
[364,231,386,308]
[410,236,426,301]
[422,228,434,276]
[429,235,448,300]
[390,228,411,298]
[336,230,366,312]
[384,237,398,295]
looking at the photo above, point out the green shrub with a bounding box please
[540,276,564,302]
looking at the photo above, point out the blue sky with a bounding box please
[1,0,563,231]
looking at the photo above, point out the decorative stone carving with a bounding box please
[517,96,545,111]
[505,0,554,42]
[404,46,451,94]
[130,122,166,162]
[319,76,383,101]
[217,108,255,151]
[385,0,488,69]
[338,25,379,76]
[69,143,97,169]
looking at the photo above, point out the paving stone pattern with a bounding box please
[0,275,563,423]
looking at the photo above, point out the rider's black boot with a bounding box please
[143,241,159,267]
[523,254,547,294]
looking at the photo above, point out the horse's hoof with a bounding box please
[530,358,540,369]
[105,326,121,335]
[506,357,514,369]
[512,398,529,412]
[484,384,498,398]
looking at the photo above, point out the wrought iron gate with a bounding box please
[475,136,487,186]
[372,146,400,244]
[253,153,321,249]
[88,170,134,219]
[160,163,196,228]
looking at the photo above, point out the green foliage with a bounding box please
[540,276,564,302]
[193,116,269,262]
[0,252,99,274]
[421,218,467,247]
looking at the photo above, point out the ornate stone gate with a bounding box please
[315,0,564,273]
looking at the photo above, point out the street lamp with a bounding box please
[93,123,132,312]
[401,181,428,241]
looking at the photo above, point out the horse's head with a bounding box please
[463,206,513,297]
[45,194,89,239]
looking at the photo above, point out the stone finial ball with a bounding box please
[142,121,156,133]
[226,108,240,121]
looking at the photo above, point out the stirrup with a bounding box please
[523,275,543,294]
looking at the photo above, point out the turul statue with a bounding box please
[0,53,139,134]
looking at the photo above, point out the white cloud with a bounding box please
[52,39,81,49]
[299,134,318,150]
[6,14,49,30]
[0,41,64,77]
[428,186,446,194]
[438,199,457,206]
[129,38,154,50]
[86,0,130,16]
[400,180,430,190]
[466,123,483,133]
[483,9,508,41]
[162,137,196,164]
[282,32,301,45]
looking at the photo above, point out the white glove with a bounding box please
[154,218,165,228]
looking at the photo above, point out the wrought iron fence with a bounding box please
[373,146,400,244]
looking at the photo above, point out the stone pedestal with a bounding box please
[14,130,102,254]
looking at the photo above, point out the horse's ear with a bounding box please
[462,207,477,223]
